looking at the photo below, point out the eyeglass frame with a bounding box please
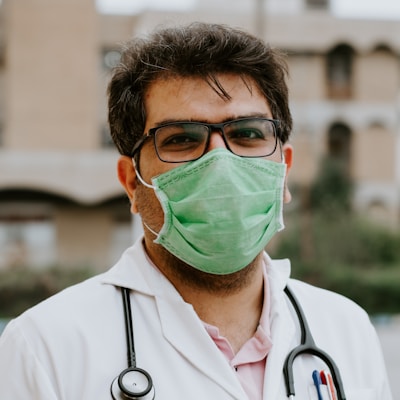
[131,117,282,163]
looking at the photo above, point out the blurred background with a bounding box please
[0,0,399,392]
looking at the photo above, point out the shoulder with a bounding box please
[28,272,113,313]
[3,272,118,343]
[265,255,371,326]
[287,278,374,338]
[288,278,368,315]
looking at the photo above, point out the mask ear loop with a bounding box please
[132,158,156,189]
[278,140,285,164]
[131,158,160,239]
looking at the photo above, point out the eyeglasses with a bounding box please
[131,117,280,163]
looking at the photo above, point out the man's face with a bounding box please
[118,73,292,248]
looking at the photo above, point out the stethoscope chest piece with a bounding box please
[111,367,155,400]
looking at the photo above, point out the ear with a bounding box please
[282,144,293,204]
[117,156,139,214]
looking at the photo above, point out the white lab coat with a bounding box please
[0,238,392,399]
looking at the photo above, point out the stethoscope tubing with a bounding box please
[122,287,136,368]
[111,288,155,400]
[114,286,346,400]
[283,286,346,400]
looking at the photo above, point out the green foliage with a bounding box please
[271,154,400,315]
[285,258,400,315]
[310,157,353,212]
[0,266,95,318]
[272,207,400,315]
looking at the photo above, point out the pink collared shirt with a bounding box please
[203,266,272,400]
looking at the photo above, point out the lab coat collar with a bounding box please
[262,254,297,399]
[102,237,248,398]
[102,239,296,399]
[263,252,291,292]
[156,296,248,399]
[101,237,177,298]
[103,237,231,305]
[101,238,292,299]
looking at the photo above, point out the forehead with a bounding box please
[143,74,272,127]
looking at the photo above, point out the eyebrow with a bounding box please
[151,113,273,128]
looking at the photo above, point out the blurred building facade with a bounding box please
[0,0,399,270]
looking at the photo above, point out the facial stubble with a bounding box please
[134,182,262,295]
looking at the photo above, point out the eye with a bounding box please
[225,119,276,144]
[164,134,199,145]
[156,124,206,150]
[229,128,265,140]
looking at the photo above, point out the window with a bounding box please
[326,45,354,99]
[368,200,389,224]
[328,122,352,168]
[0,204,56,269]
[107,197,136,265]
[306,0,329,10]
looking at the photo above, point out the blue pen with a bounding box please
[312,370,324,400]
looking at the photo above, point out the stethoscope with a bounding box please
[284,286,346,400]
[110,288,155,400]
[111,286,346,400]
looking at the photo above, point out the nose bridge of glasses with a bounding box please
[206,124,229,150]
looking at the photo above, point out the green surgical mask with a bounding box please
[135,148,286,275]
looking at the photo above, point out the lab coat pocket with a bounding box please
[346,388,377,400]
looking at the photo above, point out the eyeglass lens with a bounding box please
[154,118,277,162]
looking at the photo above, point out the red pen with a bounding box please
[320,370,337,400]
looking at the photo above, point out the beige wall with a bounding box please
[288,54,326,101]
[353,125,396,182]
[4,0,99,150]
[287,130,320,186]
[355,49,399,102]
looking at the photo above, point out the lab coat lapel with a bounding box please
[262,258,297,399]
[103,242,288,399]
[156,297,248,400]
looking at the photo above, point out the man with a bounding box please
[0,22,392,399]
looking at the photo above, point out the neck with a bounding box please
[180,264,265,353]
[145,238,265,353]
